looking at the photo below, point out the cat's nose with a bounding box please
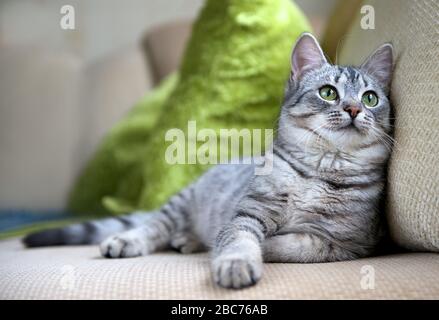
[343,105,361,119]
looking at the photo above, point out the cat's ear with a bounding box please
[360,43,393,91]
[291,33,327,81]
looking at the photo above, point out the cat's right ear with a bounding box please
[291,33,327,81]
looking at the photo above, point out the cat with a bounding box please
[24,33,394,289]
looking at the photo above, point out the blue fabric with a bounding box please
[0,210,70,232]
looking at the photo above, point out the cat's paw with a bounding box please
[212,254,262,289]
[100,233,152,258]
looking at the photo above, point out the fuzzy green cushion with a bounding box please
[68,0,311,216]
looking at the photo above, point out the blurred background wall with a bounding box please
[0,0,335,63]
[0,0,204,63]
[0,0,336,211]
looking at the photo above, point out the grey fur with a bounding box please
[24,33,394,289]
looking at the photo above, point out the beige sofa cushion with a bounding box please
[79,45,153,165]
[0,46,82,210]
[142,20,193,84]
[0,44,153,211]
[338,0,439,251]
[0,238,438,299]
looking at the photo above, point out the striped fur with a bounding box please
[24,33,394,289]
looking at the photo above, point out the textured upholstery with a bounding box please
[1,238,438,299]
[338,0,439,251]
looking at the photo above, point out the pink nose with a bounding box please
[343,105,361,118]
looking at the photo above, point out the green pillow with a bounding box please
[68,0,311,216]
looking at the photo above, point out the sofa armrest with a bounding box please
[142,20,193,84]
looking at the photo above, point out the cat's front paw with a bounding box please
[212,254,262,289]
[100,233,152,258]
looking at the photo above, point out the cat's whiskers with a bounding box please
[371,123,399,149]
[368,126,394,153]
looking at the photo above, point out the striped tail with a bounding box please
[22,212,153,247]
[23,186,195,248]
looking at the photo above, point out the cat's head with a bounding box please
[280,33,394,156]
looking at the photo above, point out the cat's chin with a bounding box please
[320,125,366,150]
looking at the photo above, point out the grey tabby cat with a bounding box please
[24,33,394,289]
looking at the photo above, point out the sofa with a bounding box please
[1,0,438,299]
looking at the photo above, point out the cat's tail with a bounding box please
[23,185,195,248]
[22,212,153,247]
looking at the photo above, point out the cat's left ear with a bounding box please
[360,43,394,92]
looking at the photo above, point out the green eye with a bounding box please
[362,91,379,107]
[319,85,338,101]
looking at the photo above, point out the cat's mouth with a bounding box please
[325,115,364,133]
[338,120,363,133]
